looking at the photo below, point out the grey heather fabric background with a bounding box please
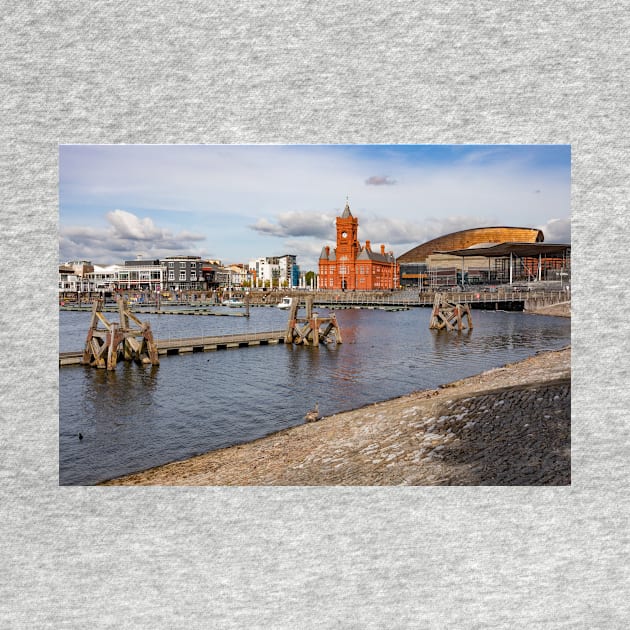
[1,1,628,628]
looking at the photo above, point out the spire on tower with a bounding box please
[342,197,352,218]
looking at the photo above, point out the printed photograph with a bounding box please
[59,144,571,486]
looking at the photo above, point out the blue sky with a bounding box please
[59,144,571,270]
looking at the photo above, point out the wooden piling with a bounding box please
[285,297,342,347]
[81,298,160,370]
[429,293,473,331]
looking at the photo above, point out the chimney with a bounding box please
[380,244,386,255]
[325,246,330,258]
[365,240,371,252]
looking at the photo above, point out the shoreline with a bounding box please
[102,345,571,486]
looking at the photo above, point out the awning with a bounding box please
[436,242,570,258]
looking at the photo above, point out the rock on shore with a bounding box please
[102,347,571,486]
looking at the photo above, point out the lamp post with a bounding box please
[559,270,568,291]
[393,255,397,291]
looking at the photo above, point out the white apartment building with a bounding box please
[248,255,298,288]
[278,254,297,288]
[248,257,273,287]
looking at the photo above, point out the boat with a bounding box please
[222,298,244,308]
[277,296,292,309]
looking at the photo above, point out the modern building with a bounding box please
[318,201,398,290]
[397,226,569,288]
[248,254,299,288]
[161,256,205,291]
[88,264,120,291]
[278,255,299,288]
[119,259,167,292]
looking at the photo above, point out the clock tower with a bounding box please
[336,200,359,260]
[318,198,398,291]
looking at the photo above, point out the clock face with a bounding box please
[341,231,347,238]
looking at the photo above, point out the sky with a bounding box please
[59,144,571,271]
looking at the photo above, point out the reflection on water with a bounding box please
[59,307,570,484]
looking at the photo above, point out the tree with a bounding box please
[305,271,317,287]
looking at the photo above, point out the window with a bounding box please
[180,270,186,280]
[168,272,174,280]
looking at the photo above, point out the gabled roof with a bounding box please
[319,246,336,261]
[357,247,394,263]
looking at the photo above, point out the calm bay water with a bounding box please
[59,305,570,484]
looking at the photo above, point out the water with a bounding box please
[59,306,571,484]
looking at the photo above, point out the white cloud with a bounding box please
[249,211,336,239]
[59,209,206,263]
[106,209,167,241]
[537,218,571,243]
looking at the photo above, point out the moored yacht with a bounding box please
[222,297,244,307]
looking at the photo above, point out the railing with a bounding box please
[310,290,569,307]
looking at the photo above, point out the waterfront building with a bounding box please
[60,260,94,292]
[248,257,271,288]
[248,254,299,288]
[120,259,167,292]
[278,254,298,288]
[224,263,249,287]
[318,201,398,290]
[59,261,115,294]
[199,261,226,290]
[59,264,80,293]
[161,256,205,291]
[88,264,120,291]
[397,227,570,288]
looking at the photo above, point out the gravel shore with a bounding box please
[102,346,571,486]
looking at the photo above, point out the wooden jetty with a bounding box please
[285,296,342,346]
[61,330,287,366]
[60,305,246,316]
[82,298,160,370]
[429,293,473,331]
[59,296,345,368]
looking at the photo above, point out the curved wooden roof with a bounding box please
[397,226,544,262]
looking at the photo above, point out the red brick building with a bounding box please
[318,202,398,290]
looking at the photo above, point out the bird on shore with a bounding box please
[304,402,320,423]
